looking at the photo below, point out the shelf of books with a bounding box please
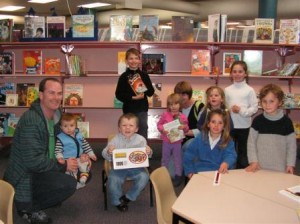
[1,40,300,139]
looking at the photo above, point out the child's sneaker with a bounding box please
[76,182,86,189]
[18,210,51,224]
[79,175,87,184]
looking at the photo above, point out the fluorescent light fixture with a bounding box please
[28,0,58,3]
[0,6,25,11]
[159,25,172,29]
[227,22,240,25]
[78,3,111,8]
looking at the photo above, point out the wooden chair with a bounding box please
[101,134,153,210]
[150,167,177,224]
[0,179,15,224]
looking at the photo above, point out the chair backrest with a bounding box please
[150,167,177,224]
[0,180,15,224]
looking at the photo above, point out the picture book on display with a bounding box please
[46,16,66,38]
[142,54,165,74]
[23,50,42,74]
[139,15,159,41]
[24,16,45,38]
[254,18,275,44]
[293,122,300,139]
[128,73,148,95]
[0,52,14,74]
[7,116,19,137]
[64,84,83,106]
[148,82,162,108]
[16,83,35,106]
[223,52,242,75]
[26,86,39,107]
[243,50,263,75]
[77,121,89,138]
[208,14,227,42]
[192,89,206,105]
[72,15,95,38]
[0,82,15,105]
[5,93,18,106]
[0,113,15,136]
[0,19,13,42]
[191,49,211,75]
[117,51,126,75]
[171,16,194,42]
[110,15,133,41]
[44,57,61,75]
[278,63,299,76]
[279,19,300,44]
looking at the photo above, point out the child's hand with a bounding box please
[145,145,152,155]
[231,105,240,113]
[286,166,294,174]
[90,154,97,161]
[218,162,229,174]
[245,162,260,172]
[107,144,115,155]
[162,129,169,135]
[178,125,184,130]
[80,153,89,163]
[57,158,65,164]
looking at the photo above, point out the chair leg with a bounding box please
[102,170,108,210]
[149,180,153,207]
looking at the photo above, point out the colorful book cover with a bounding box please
[223,52,242,75]
[293,93,300,108]
[72,15,95,38]
[139,15,159,41]
[0,52,14,74]
[128,73,148,95]
[24,16,45,38]
[171,16,194,42]
[191,50,211,75]
[110,15,133,41]
[23,50,42,74]
[118,51,126,75]
[243,50,263,75]
[163,119,185,143]
[16,83,35,106]
[46,16,66,38]
[0,82,15,105]
[142,54,165,74]
[208,14,221,42]
[5,93,18,106]
[0,113,14,136]
[254,18,275,44]
[279,19,300,44]
[26,86,39,106]
[0,19,13,42]
[64,84,83,106]
[192,90,206,104]
[293,123,300,139]
[7,116,19,136]
[77,121,89,138]
[278,63,299,76]
[44,57,61,75]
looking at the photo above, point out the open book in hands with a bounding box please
[163,119,185,143]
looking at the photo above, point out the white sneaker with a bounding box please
[76,182,86,189]
[79,176,87,184]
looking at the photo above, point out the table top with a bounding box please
[172,169,300,224]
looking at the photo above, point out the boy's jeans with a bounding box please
[108,168,149,206]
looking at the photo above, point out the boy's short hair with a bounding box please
[118,113,139,127]
[259,84,284,102]
[125,48,140,60]
[60,113,77,124]
[174,81,193,99]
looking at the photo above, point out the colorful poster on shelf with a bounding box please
[191,49,211,75]
[222,52,242,75]
[110,15,133,41]
[139,15,159,41]
[253,18,275,44]
[23,50,42,75]
[72,15,95,38]
[0,19,13,42]
[46,16,66,38]
[171,16,194,42]
[24,16,45,38]
[0,52,14,74]
[44,57,61,75]
[64,83,83,106]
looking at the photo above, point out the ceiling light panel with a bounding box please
[78,3,111,8]
[0,6,25,11]
[28,0,58,3]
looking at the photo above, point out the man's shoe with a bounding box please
[119,195,131,205]
[116,203,128,212]
[18,210,52,224]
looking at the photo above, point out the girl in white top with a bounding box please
[225,61,258,168]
